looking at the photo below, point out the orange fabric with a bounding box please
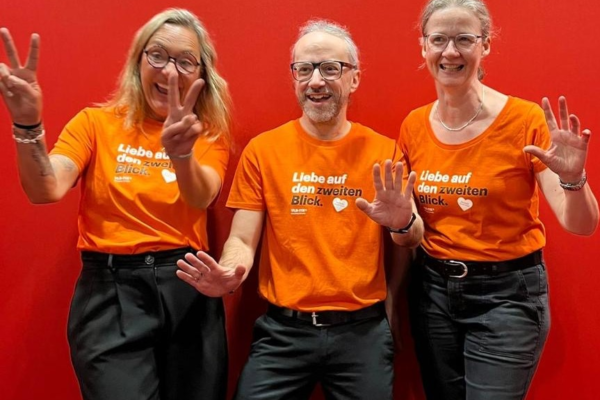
[399,97,551,261]
[227,120,400,311]
[50,107,229,254]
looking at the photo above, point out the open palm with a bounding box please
[356,160,416,230]
[176,251,246,297]
[524,96,589,181]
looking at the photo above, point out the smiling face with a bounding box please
[140,23,201,121]
[292,31,360,124]
[422,6,490,88]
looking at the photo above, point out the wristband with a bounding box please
[13,121,42,130]
[386,212,417,234]
[169,152,193,159]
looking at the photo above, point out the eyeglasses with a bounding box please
[423,33,483,52]
[144,46,200,75]
[290,60,357,82]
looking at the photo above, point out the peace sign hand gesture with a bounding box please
[524,96,590,183]
[0,28,42,125]
[161,72,205,158]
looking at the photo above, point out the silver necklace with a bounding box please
[435,86,485,132]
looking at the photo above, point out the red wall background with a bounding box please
[1,1,599,399]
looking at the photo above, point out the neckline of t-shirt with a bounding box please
[293,119,358,147]
[425,96,514,149]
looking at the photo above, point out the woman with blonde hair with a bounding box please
[0,8,232,400]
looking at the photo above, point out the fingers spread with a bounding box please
[581,129,592,144]
[24,33,40,71]
[383,160,395,192]
[404,171,417,197]
[394,162,404,194]
[183,252,211,273]
[0,28,22,68]
[176,269,197,286]
[183,78,204,114]
[167,72,180,110]
[569,114,581,136]
[176,258,199,279]
[195,251,220,273]
[558,96,569,130]
[355,197,370,212]
[371,163,383,191]
[541,97,557,131]
[0,64,13,97]
[523,145,546,162]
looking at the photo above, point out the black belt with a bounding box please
[421,250,543,278]
[267,302,385,327]
[81,247,193,268]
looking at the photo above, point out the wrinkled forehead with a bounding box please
[292,31,350,62]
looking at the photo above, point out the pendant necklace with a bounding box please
[435,86,485,131]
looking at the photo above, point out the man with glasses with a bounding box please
[177,19,422,400]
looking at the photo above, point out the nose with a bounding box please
[160,58,179,76]
[442,39,460,56]
[307,68,326,87]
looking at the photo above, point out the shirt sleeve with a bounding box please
[49,108,95,173]
[195,134,230,183]
[226,139,265,211]
[525,104,552,174]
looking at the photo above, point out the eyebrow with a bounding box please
[146,42,199,58]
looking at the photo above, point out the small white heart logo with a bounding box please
[332,197,348,212]
[162,169,177,183]
[457,197,473,211]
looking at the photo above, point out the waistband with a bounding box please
[267,302,385,327]
[81,247,194,268]
[420,249,543,279]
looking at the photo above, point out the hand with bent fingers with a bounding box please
[356,160,417,230]
[524,96,591,182]
[176,251,246,297]
[161,72,205,158]
[0,28,42,125]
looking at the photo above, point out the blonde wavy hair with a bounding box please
[103,8,232,143]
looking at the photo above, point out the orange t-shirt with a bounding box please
[50,107,229,254]
[399,97,550,261]
[227,120,401,311]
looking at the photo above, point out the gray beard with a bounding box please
[299,95,345,123]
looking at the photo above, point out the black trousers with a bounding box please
[233,308,394,400]
[68,248,228,400]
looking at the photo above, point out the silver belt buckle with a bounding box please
[446,260,468,278]
[311,312,329,327]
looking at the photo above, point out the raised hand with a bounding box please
[524,96,590,182]
[0,28,42,125]
[161,72,205,157]
[176,251,246,297]
[356,160,416,230]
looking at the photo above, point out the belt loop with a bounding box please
[107,254,114,272]
[105,253,125,336]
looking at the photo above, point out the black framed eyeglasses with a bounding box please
[290,60,357,82]
[144,46,200,75]
[423,33,483,52]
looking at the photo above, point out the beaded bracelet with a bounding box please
[13,130,45,144]
[13,124,45,144]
